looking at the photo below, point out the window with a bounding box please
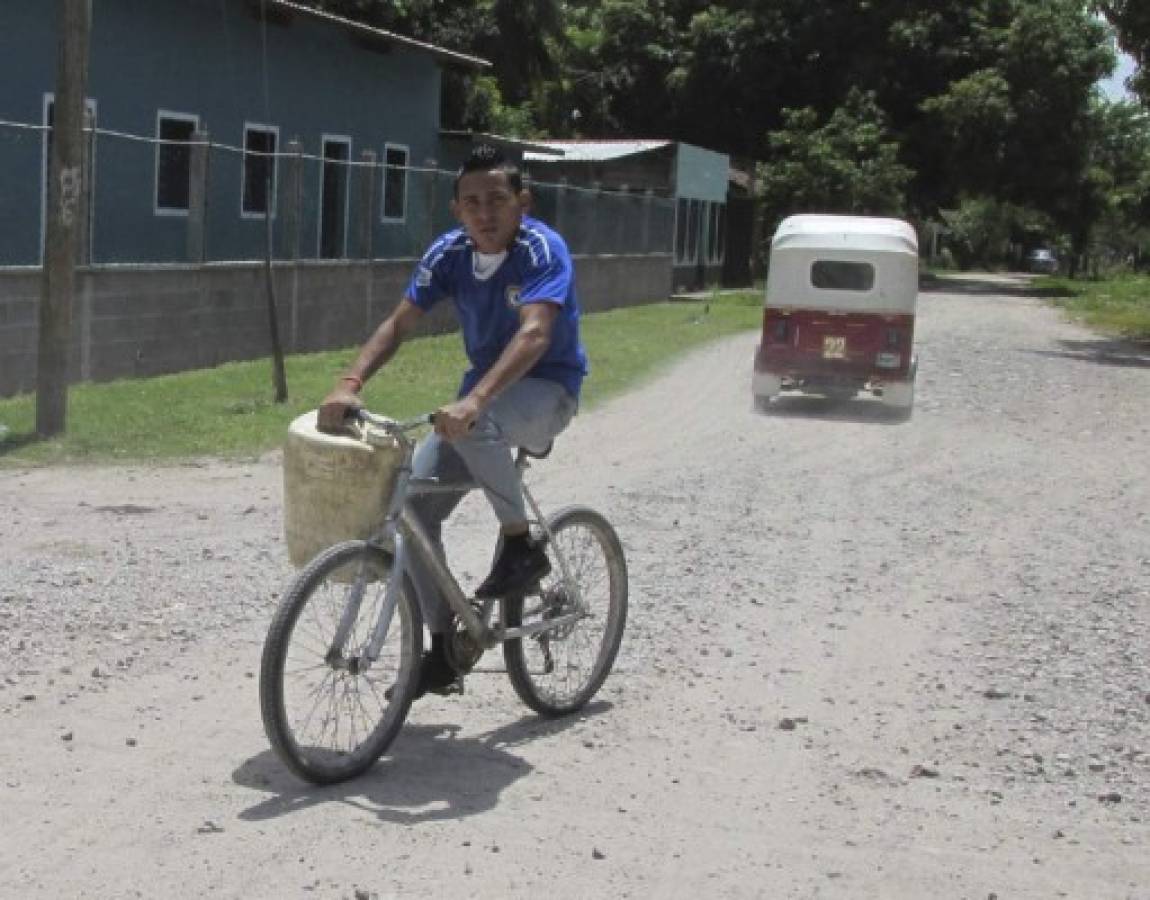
[811,260,875,291]
[242,124,278,217]
[155,112,199,214]
[318,136,351,259]
[685,199,701,264]
[707,203,724,263]
[675,198,689,262]
[714,203,726,264]
[381,144,408,221]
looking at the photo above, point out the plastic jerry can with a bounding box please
[282,410,403,569]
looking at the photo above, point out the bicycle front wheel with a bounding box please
[260,540,422,784]
[503,506,628,716]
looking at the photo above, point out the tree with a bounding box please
[298,0,1129,260]
[1073,98,1150,270]
[919,1,1113,238]
[1096,1,1150,101]
[759,89,913,225]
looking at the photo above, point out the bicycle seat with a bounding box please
[515,441,553,465]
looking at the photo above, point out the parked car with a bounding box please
[753,214,919,414]
[1026,248,1059,274]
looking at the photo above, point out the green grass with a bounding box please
[0,290,761,466]
[1038,274,1150,342]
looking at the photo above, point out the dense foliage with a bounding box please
[305,0,1149,271]
[1097,1,1150,101]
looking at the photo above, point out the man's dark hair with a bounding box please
[454,143,523,197]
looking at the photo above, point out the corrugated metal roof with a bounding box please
[524,140,673,162]
[440,130,563,155]
[267,1,490,69]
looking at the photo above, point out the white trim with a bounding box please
[316,134,352,259]
[40,92,98,265]
[153,109,200,217]
[240,121,280,220]
[380,142,409,223]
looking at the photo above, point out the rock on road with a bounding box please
[1,274,1148,899]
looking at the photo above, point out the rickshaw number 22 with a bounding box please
[822,336,846,359]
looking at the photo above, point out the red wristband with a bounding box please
[340,375,364,392]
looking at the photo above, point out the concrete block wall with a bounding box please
[0,253,672,397]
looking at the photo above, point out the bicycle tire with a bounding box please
[260,540,422,784]
[503,506,628,716]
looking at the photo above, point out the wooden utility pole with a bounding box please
[263,166,288,403]
[37,0,91,437]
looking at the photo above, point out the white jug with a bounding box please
[282,410,403,568]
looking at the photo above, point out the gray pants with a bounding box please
[407,377,577,633]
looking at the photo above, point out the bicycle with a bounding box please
[259,409,629,785]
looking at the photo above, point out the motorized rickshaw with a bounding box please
[752,214,919,414]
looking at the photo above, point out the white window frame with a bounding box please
[240,122,279,219]
[316,134,352,259]
[380,143,409,223]
[154,110,200,217]
[40,92,98,265]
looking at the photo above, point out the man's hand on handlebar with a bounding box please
[433,396,482,442]
[317,384,364,434]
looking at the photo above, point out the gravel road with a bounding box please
[1,274,1148,899]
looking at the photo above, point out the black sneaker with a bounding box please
[386,649,461,701]
[474,537,551,599]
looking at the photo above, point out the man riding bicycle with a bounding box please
[317,144,588,698]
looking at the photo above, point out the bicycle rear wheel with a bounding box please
[260,540,422,784]
[503,506,628,716]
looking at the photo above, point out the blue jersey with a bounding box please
[405,216,589,399]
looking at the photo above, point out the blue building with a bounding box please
[0,0,488,266]
[523,140,731,292]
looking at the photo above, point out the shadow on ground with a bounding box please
[0,430,42,458]
[233,701,612,825]
[920,272,1075,299]
[1029,337,1150,370]
[755,395,912,425]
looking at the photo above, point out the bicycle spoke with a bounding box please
[506,510,626,715]
[261,541,421,782]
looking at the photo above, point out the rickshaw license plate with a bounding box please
[822,336,847,359]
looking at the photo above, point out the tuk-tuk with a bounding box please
[753,214,919,413]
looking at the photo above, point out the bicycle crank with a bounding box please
[447,626,485,675]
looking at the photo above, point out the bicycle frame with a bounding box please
[328,412,586,669]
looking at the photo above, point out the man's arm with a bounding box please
[434,301,558,441]
[316,298,424,432]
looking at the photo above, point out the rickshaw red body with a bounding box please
[753,215,919,410]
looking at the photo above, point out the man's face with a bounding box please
[452,169,527,253]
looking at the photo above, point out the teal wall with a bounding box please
[675,143,729,203]
[0,0,447,265]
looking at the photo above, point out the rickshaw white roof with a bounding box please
[772,215,918,255]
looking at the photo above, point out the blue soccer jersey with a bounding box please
[405,215,589,399]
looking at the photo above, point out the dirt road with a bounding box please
[1,275,1148,899]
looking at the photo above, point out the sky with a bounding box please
[1099,50,1139,101]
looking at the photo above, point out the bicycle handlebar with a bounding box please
[351,408,435,435]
